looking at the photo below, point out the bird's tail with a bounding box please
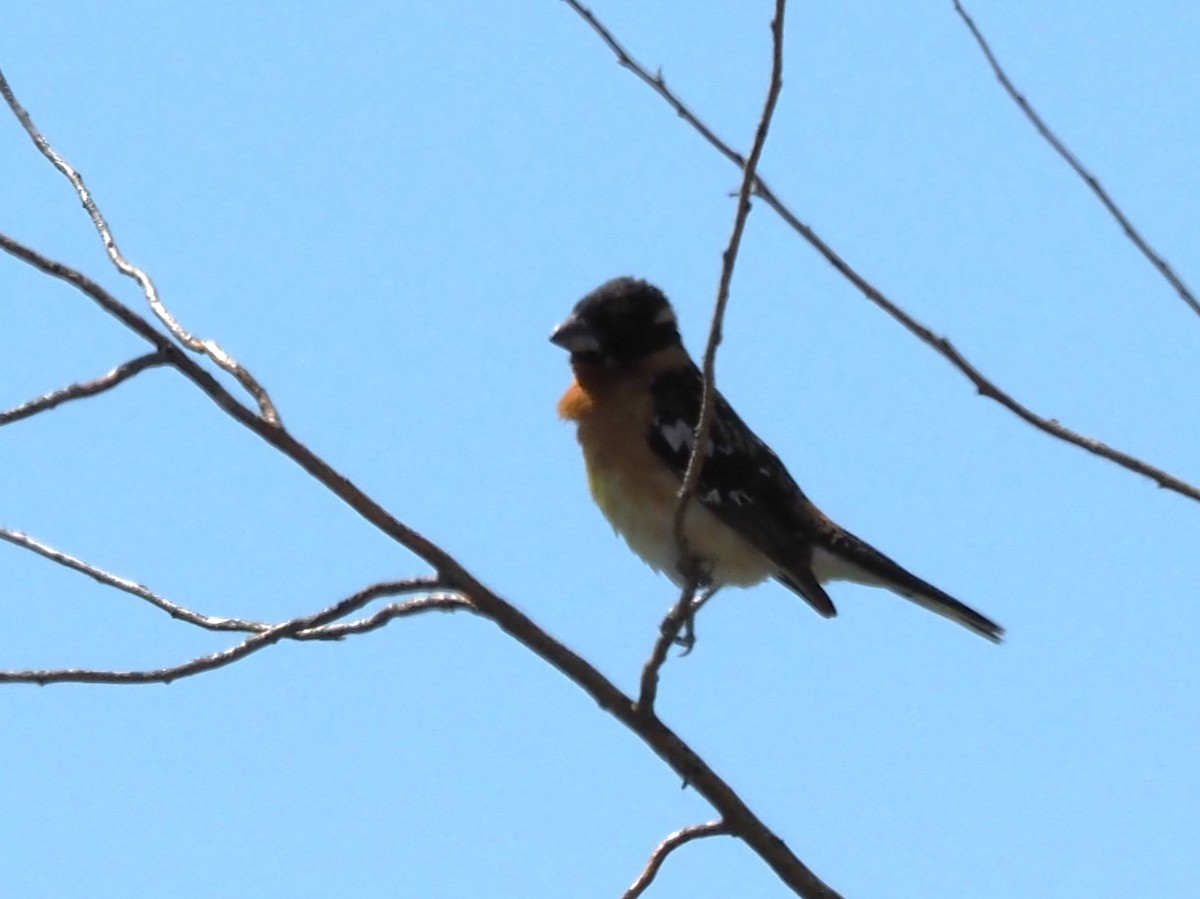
[812,529,1004,643]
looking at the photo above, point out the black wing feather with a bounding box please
[647,366,1004,642]
[646,365,837,617]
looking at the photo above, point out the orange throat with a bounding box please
[557,379,594,421]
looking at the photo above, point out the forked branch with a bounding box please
[0,67,281,423]
[0,527,453,643]
[0,574,470,686]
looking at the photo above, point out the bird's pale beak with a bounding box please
[549,315,601,355]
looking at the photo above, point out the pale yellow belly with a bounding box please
[563,367,774,590]
[585,452,773,589]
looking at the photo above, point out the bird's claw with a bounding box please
[672,614,698,655]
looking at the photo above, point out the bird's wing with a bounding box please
[646,365,837,617]
[647,366,1004,642]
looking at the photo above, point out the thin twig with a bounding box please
[0,228,844,898]
[305,595,476,638]
[0,527,448,640]
[0,67,281,423]
[624,820,732,899]
[637,585,696,716]
[954,0,1200,319]
[0,528,272,633]
[562,0,1200,506]
[672,0,787,617]
[0,352,168,426]
[0,593,471,685]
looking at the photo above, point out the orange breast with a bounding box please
[556,371,772,589]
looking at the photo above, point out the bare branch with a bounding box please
[0,527,448,640]
[624,821,732,899]
[563,1,743,171]
[954,1,1200,319]
[637,585,696,715]
[562,1,1200,506]
[302,595,475,639]
[0,527,272,634]
[673,0,788,573]
[1,233,198,349]
[0,592,472,686]
[760,204,1200,503]
[0,67,281,423]
[0,352,168,426]
[0,229,479,594]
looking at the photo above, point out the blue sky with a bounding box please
[2,2,1198,897]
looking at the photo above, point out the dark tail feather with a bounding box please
[816,531,1005,643]
[774,570,838,619]
[887,578,1004,643]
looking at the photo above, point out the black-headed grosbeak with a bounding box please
[551,276,1003,642]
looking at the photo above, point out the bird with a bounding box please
[550,276,1003,643]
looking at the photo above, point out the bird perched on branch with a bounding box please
[551,276,1003,643]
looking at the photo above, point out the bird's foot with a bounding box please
[668,585,720,656]
[672,613,698,655]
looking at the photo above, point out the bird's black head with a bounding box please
[550,277,681,368]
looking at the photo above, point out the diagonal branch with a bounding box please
[0,228,843,898]
[0,352,168,426]
[0,67,281,423]
[562,0,1200,506]
[761,202,1200,503]
[624,821,732,899]
[954,0,1200,320]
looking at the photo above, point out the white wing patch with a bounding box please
[658,418,694,454]
[656,417,723,459]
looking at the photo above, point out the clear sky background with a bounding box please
[2,3,1198,897]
